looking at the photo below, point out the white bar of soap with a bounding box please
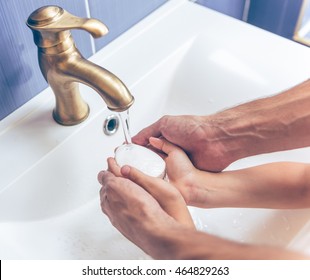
[115,144,166,178]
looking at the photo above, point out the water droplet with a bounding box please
[281,215,291,231]
[232,219,239,228]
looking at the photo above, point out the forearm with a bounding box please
[151,227,308,260]
[190,162,310,209]
[205,79,310,165]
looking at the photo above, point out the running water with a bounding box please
[118,110,132,144]
[116,109,166,178]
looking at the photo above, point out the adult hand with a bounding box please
[98,169,176,257]
[132,115,231,172]
[98,158,195,257]
[133,80,310,172]
[104,157,195,227]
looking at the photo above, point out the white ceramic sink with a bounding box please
[1,0,310,259]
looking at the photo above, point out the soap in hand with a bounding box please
[115,143,166,178]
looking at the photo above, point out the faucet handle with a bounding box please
[27,6,108,47]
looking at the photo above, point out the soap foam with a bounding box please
[115,144,166,178]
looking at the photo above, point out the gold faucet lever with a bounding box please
[27,6,108,47]
[27,6,134,126]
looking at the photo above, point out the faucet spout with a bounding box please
[63,53,134,112]
[40,46,134,125]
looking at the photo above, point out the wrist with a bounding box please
[149,226,203,259]
[203,80,310,166]
[144,223,192,259]
[203,97,287,165]
[151,226,246,259]
[201,113,250,167]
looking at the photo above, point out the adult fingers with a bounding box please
[132,118,163,146]
[121,165,195,228]
[120,165,163,196]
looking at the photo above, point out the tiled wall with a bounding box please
[0,0,166,120]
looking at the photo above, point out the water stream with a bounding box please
[118,110,132,144]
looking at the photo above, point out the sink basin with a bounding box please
[1,0,310,259]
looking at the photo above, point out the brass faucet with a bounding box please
[27,6,134,125]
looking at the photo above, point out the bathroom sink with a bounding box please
[1,0,310,259]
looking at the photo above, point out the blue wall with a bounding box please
[0,0,305,120]
[197,0,303,40]
[247,0,303,39]
[196,0,246,19]
[0,0,166,120]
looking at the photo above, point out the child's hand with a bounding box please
[149,137,200,205]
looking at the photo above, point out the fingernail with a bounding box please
[121,165,131,177]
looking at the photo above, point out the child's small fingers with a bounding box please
[149,137,179,155]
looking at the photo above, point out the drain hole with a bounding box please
[103,114,119,135]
